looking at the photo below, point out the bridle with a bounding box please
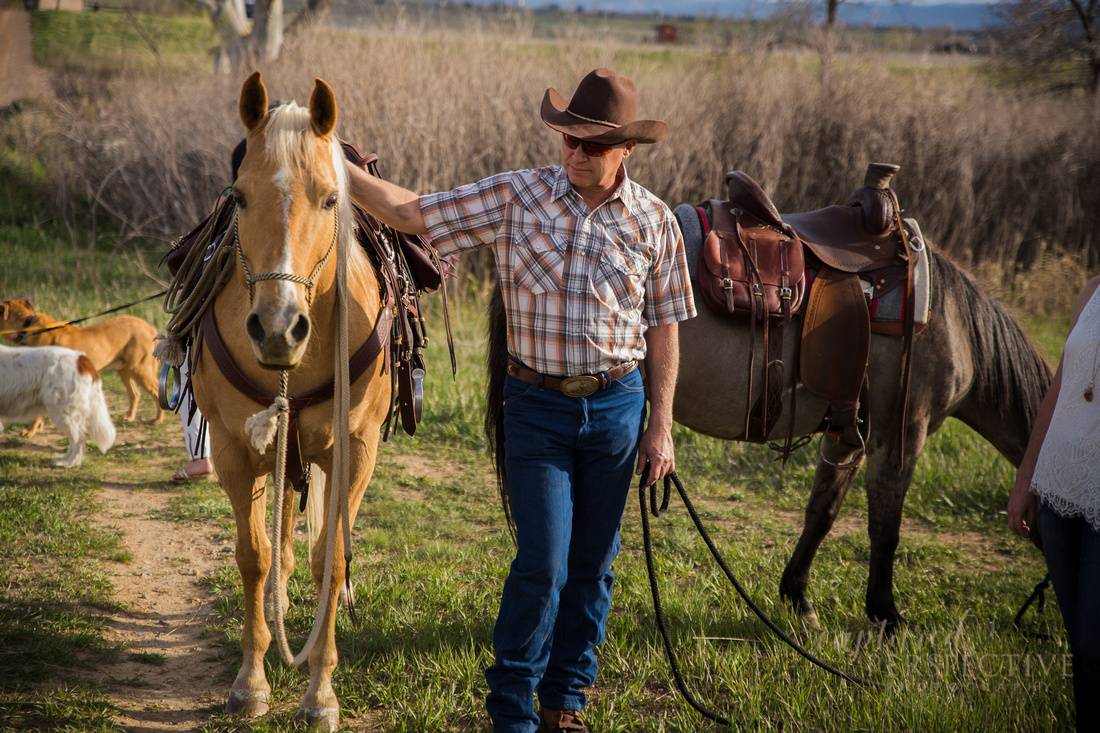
[234,202,340,307]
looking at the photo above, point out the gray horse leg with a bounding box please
[862,426,927,630]
[779,443,865,626]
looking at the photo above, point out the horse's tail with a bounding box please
[932,251,1053,438]
[485,283,515,538]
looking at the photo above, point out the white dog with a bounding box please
[0,344,116,467]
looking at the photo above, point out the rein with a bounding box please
[638,468,879,725]
[3,291,168,345]
[1012,573,1052,639]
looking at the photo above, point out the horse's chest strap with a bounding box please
[198,306,393,488]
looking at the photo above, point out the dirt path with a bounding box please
[89,475,231,732]
[14,386,237,730]
[0,3,52,110]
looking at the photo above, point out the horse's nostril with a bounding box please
[246,314,266,344]
[291,315,310,344]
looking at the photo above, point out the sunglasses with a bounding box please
[562,134,623,157]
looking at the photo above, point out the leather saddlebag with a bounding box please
[699,200,806,324]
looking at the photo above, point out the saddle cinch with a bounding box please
[684,163,931,460]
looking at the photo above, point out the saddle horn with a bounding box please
[846,162,901,236]
[863,162,900,191]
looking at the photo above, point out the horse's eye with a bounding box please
[323,193,338,210]
[230,190,246,209]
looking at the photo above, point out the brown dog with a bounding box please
[0,298,164,434]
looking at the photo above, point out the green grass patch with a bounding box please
[30,9,216,78]
[0,447,124,728]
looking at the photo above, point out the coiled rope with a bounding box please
[154,197,239,368]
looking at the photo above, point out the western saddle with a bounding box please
[694,163,922,462]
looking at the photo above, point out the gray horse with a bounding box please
[485,225,1051,630]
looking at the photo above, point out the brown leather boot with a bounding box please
[539,708,588,732]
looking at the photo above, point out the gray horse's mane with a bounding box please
[930,251,1052,428]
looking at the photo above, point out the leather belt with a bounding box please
[506,359,638,398]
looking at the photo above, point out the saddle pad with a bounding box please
[868,218,931,334]
[673,204,931,333]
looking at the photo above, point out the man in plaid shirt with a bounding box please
[347,68,695,733]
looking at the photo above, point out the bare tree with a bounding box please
[185,0,336,71]
[993,0,1100,98]
[767,0,845,82]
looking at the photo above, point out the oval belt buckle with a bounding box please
[158,363,182,411]
[560,375,600,398]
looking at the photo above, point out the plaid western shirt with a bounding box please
[420,165,696,377]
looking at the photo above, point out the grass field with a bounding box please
[0,185,1075,731]
[0,8,1085,731]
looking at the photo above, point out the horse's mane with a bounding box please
[261,105,371,283]
[931,251,1052,430]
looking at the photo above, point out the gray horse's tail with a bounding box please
[932,251,1053,437]
[485,283,516,538]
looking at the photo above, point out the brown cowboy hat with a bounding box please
[541,68,668,145]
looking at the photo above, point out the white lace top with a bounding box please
[1031,285,1100,531]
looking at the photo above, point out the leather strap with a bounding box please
[506,359,637,394]
[889,191,918,465]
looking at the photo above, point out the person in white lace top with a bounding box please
[1009,274,1100,732]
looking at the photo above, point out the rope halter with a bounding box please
[234,202,340,307]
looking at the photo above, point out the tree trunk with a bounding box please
[820,0,839,87]
[251,0,283,64]
[188,0,336,69]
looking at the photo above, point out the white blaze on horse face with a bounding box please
[269,162,300,309]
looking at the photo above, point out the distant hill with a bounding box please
[484,1,998,31]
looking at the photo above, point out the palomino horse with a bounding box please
[486,246,1051,631]
[189,72,390,729]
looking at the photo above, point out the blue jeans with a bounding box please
[1040,503,1100,732]
[485,368,646,733]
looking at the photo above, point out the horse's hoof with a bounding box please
[868,611,905,636]
[800,608,821,629]
[226,689,270,717]
[297,705,340,731]
[780,588,819,627]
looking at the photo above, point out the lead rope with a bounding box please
[269,206,355,668]
[333,202,357,626]
[638,468,879,726]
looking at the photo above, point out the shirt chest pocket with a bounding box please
[513,229,568,295]
[593,247,647,310]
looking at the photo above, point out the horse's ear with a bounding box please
[240,71,268,133]
[309,78,337,139]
